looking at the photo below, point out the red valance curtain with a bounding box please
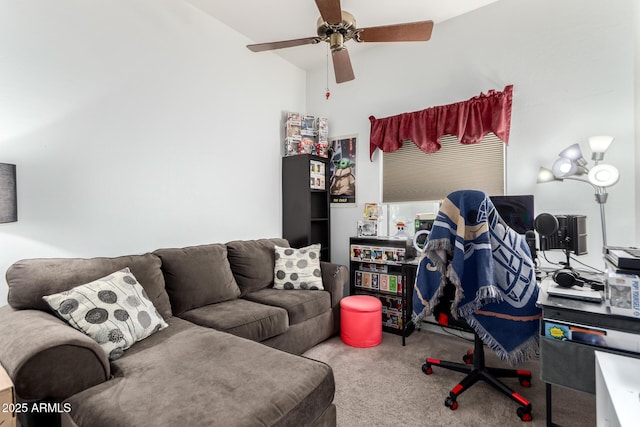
[368,85,513,160]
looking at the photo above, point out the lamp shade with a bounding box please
[588,136,614,154]
[588,164,619,187]
[551,157,577,178]
[0,163,17,223]
[558,143,585,162]
[537,167,558,183]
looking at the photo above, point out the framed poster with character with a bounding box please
[329,135,356,205]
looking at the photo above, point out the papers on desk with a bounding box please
[547,283,603,303]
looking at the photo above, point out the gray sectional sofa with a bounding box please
[0,238,348,427]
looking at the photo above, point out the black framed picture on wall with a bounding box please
[329,135,357,205]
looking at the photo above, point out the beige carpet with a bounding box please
[303,328,595,427]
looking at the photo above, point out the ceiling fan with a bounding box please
[246,0,434,84]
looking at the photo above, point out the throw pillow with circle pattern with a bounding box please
[43,267,168,360]
[273,244,323,290]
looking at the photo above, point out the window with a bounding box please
[382,133,505,202]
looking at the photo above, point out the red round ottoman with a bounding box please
[340,295,382,347]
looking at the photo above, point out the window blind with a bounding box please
[382,133,505,202]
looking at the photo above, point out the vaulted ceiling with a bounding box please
[186,0,500,71]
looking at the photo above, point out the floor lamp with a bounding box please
[537,136,619,248]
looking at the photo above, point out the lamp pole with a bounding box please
[596,192,608,248]
[564,177,608,248]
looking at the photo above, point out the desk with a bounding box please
[536,277,640,427]
[595,351,640,427]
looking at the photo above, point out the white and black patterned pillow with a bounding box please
[273,244,323,290]
[43,268,168,360]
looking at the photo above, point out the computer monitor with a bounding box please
[490,195,535,234]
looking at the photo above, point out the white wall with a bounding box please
[307,0,637,271]
[0,0,306,305]
[0,0,636,307]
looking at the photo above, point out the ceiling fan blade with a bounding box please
[356,21,434,43]
[315,0,343,25]
[247,37,321,52]
[332,48,355,84]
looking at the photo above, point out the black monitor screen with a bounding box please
[490,195,535,234]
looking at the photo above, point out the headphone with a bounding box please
[552,269,604,291]
[553,269,585,288]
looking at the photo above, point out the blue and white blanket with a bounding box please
[412,190,541,365]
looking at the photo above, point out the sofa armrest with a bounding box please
[320,262,348,308]
[0,305,110,402]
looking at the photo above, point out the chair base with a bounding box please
[422,333,533,422]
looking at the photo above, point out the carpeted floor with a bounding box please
[303,328,595,427]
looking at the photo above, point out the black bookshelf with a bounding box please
[282,154,331,261]
[349,237,417,345]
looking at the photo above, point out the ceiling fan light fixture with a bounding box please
[317,11,356,40]
[330,33,347,51]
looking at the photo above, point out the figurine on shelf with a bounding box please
[393,221,410,239]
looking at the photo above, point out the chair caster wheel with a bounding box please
[517,406,533,422]
[463,353,473,364]
[421,363,433,375]
[444,396,458,410]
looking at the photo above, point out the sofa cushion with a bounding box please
[6,254,172,319]
[274,244,323,290]
[226,238,290,296]
[62,317,335,427]
[243,288,331,326]
[179,299,288,342]
[154,244,241,316]
[43,268,168,360]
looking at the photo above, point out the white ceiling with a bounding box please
[186,0,500,71]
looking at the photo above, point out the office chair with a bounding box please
[413,190,539,422]
[421,281,533,421]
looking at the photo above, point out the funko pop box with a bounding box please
[606,270,640,318]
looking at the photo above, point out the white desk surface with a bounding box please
[595,351,640,426]
[537,276,609,315]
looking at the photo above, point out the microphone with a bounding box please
[534,213,559,236]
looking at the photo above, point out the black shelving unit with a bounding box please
[282,154,331,261]
[349,237,417,345]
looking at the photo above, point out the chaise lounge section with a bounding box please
[0,238,348,427]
